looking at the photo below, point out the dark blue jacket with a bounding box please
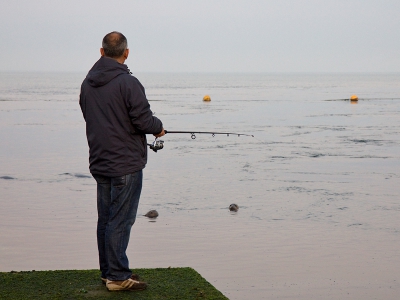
[80,56,163,176]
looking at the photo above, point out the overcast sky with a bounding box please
[1,0,399,72]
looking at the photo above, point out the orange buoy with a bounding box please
[350,95,358,101]
[203,95,211,102]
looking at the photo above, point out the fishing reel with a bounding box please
[148,139,164,152]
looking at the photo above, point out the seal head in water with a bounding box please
[144,210,159,218]
[229,204,239,212]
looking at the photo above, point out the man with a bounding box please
[79,31,165,291]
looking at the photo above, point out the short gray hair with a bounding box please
[102,31,128,58]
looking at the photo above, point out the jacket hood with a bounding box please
[86,56,130,87]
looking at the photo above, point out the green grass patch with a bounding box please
[0,267,228,300]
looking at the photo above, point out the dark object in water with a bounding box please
[144,210,159,218]
[229,204,239,212]
[0,176,15,180]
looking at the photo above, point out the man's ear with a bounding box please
[100,48,105,56]
[124,49,129,60]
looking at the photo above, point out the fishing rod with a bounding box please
[147,130,254,152]
[165,130,254,139]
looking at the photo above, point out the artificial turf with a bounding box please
[0,267,228,299]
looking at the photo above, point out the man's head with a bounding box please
[100,31,129,63]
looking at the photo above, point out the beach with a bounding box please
[1,72,400,299]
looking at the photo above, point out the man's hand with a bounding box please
[154,128,165,138]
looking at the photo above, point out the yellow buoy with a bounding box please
[350,95,358,101]
[203,95,211,102]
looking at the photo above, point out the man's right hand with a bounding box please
[154,128,165,138]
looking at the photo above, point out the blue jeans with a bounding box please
[93,171,143,281]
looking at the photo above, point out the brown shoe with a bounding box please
[106,278,147,291]
[101,274,140,284]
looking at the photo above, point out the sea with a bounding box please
[1,72,399,299]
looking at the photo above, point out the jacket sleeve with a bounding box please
[79,83,86,121]
[124,76,163,134]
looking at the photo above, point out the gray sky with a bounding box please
[1,0,399,72]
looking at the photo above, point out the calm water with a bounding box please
[1,72,400,299]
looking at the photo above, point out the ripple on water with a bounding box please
[60,173,92,179]
[0,176,16,180]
